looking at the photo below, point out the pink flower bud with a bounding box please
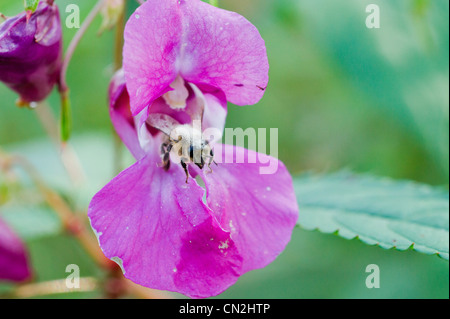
[0,1,62,104]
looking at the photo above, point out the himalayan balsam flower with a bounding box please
[88,0,299,298]
[0,217,31,282]
[0,1,62,104]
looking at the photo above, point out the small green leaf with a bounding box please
[295,172,449,260]
[60,91,72,142]
[208,0,219,7]
[24,0,40,13]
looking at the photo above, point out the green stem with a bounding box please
[113,3,127,175]
[59,0,106,142]
[60,0,106,91]
[113,4,125,71]
[112,1,126,175]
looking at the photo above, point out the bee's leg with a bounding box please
[206,149,217,173]
[181,159,189,183]
[207,158,214,173]
[210,149,218,166]
[161,143,172,171]
[162,152,171,171]
[160,142,168,155]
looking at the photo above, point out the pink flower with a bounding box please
[0,1,62,104]
[88,0,298,298]
[0,218,31,282]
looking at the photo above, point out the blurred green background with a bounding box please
[0,0,448,298]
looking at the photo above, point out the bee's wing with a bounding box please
[147,113,181,137]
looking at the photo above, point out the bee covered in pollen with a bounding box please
[148,113,217,184]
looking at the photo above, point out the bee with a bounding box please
[148,113,216,183]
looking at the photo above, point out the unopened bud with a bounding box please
[0,1,62,104]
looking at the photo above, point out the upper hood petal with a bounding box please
[123,0,269,115]
[123,0,182,115]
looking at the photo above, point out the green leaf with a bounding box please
[24,0,40,13]
[299,0,449,180]
[209,0,219,7]
[295,172,449,259]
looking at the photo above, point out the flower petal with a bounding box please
[189,83,228,139]
[88,151,243,298]
[198,145,299,274]
[0,218,31,282]
[179,0,269,106]
[123,0,181,115]
[109,69,146,160]
[123,0,268,115]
